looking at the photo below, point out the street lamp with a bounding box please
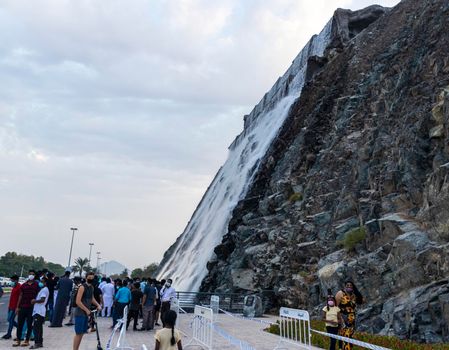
[96,251,101,271]
[88,243,94,267]
[67,227,78,268]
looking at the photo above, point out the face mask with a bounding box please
[38,282,44,288]
[328,301,335,307]
[87,279,94,284]
[10,282,16,287]
[346,287,353,293]
[165,282,171,287]
[28,275,35,281]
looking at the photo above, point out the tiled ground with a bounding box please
[0,313,323,350]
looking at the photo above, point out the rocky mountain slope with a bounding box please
[199,0,449,343]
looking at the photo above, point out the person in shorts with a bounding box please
[72,272,101,350]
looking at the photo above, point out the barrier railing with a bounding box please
[106,306,134,350]
[175,291,275,314]
[185,305,214,349]
[274,307,312,349]
[311,329,391,350]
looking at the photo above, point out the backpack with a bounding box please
[71,284,87,308]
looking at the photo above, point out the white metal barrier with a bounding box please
[274,307,311,349]
[210,295,219,322]
[185,305,214,349]
[106,306,134,350]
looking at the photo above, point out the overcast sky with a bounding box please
[0,0,400,272]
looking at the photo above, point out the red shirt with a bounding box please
[9,283,21,310]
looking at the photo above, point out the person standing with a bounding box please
[140,280,156,331]
[30,277,49,349]
[160,279,176,327]
[336,281,364,350]
[112,280,131,327]
[1,275,21,340]
[127,282,143,331]
[50,270,73,327]
[154,310,182,350]
[89,277,103,332]
[13,271,39,347]
[322,294,342,350]
[101,278,115,317]
[154,279,164,326]
[45,272,56,323]
[72,272,101,350]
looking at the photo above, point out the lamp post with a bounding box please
[67,227,78,268]
[96,251,101,272]
[88,243,94,267]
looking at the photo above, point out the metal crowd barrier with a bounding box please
[274,307,312,349]
[185,305,214,349]
[106,306,134,350]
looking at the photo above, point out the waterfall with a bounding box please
[157,18,333,291]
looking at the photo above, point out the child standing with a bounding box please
[154,310,182,350]
[322,294,342,350]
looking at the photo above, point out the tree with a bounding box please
[74,257,89,277]
[142,263,159,278]
[131,268,143,279]
[0,251,65,277]
[119,268,129,279]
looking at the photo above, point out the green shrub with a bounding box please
[289,193,303,203]
[338,226,366,251]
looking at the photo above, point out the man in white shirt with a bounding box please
[98,277,107,292]
[160,279,176,327]
[30,277,49,349]
[100,278,115,317]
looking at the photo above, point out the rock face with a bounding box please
[199,0,449,343]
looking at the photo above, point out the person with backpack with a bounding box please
[72,272,101,350]
[154,310,182,350]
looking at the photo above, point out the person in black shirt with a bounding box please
[89,276,103,332]
[127,282,143,331]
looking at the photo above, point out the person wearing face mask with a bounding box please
[72,272,101,350]
[322,290,342,350]
[1,275,21,340]
[30,277,49,349]
[160,279,176,327]
[13,270,39,347]
[335,281,364,350]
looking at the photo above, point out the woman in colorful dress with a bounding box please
[335,280,364,350]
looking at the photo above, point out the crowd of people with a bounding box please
[0,269,182,350]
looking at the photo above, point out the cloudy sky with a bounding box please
[0,0,400,272]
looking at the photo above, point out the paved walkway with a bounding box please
[0,313,323,350]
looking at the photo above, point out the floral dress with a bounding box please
[338,290,357,350]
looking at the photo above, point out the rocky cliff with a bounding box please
[200,0,449,343]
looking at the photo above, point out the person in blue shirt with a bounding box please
[112,280,131,327]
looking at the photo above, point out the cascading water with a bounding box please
[157,18,333,291]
